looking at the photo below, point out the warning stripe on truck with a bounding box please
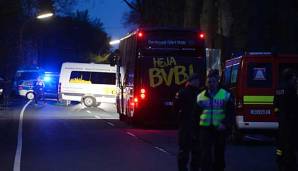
[243,96,274,104]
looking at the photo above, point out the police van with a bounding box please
[13,67,44,94]
[58,62,116,107]
[223,52,298,136]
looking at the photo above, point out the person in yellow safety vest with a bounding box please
[274,68,298,171]
[196,69,234,171]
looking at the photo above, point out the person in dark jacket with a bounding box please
[33,76,45,104]
[196,69,234,171]
[174,73,201,171]
[274,68,298,171]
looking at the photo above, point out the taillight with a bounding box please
[130,97,138,108]
[140,88,146,100]
[137,31,143,38]
[130,101,135,107]
[130,88,146,109]
[198,32,205,39]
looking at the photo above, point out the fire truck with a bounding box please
[223,52,298,139]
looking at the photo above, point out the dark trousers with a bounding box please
[279,142,298,171]
[200,127,226,171]
[34,91,44,104]
[178,131,200,171]
[277,124,298,171]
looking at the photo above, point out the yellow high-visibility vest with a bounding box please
[197,88,230,127]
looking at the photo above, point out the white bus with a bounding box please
[58,62,116,107]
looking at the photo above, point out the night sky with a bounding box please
[75,0,130,40]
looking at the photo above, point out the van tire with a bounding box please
[26,92,35,100]
[83,96,96,107]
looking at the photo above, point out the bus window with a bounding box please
[247,63,272,88]
[231,64,239,86]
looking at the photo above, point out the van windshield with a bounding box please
[69,71,116,85]
[247,63,272,88]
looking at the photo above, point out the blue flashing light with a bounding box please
[43,76,51,82]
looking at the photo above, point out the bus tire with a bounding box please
[26,92,35,100]
[83,96,96,107]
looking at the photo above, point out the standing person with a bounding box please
[2,78,12,107]
[196,69,234,171]
[274,68,298,171]
[33,76,45,104]
[174,73,201,171]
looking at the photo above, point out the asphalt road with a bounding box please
[0,98,278,171]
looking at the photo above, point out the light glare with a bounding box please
[37,13,53,19]
[109,40,120,45]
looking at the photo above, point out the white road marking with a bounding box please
[154,146,169,154]
[13,100,32,171]
[106,122,114,126]
[126,131,171,155]
[126,132,137,138]
[94,115,101,119]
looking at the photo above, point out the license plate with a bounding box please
[164,101,173,106]
[250,109,271,115]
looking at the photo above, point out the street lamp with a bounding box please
[109,39,121,45]
[37,12,54,19]
[19,12,54,66]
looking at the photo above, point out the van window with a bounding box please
[231,64,239,86]
[69,71,116,85]
[247,63,272,88]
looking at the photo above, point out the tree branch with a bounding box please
[122,0,137,11]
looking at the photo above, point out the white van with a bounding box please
[58,62,116,107]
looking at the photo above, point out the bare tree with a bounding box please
[122,0,185,27]
[184,0,203,29]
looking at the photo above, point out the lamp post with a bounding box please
[19,12,53,66]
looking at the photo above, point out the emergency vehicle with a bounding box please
[13,67,44,94]
[223,52,298,135]
[18,72,59,100]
